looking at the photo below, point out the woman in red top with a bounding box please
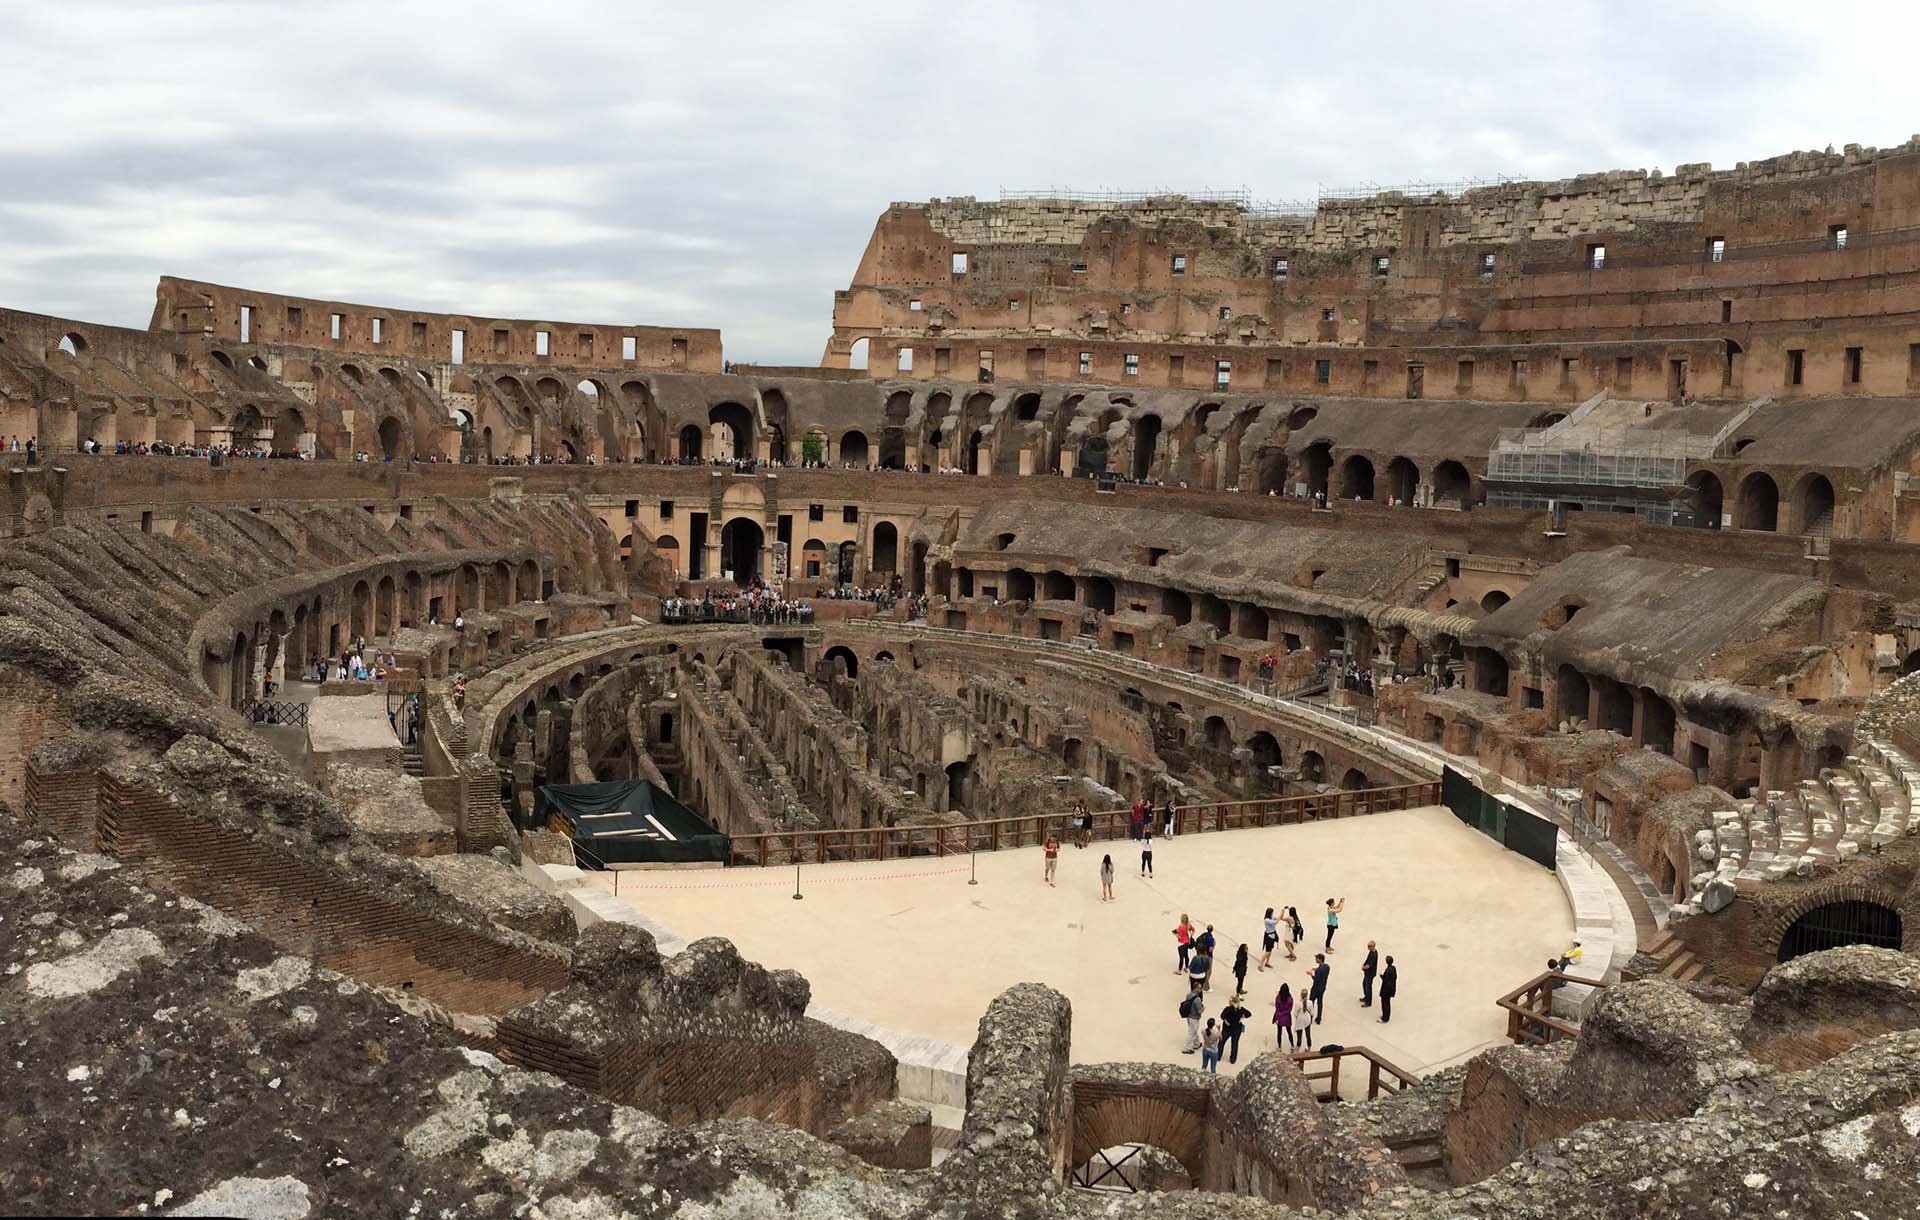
[1173,914,1194,975]
[1042,834,1059,886]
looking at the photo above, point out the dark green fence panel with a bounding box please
[1443,766,1556,871]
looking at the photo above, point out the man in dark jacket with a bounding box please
[1360,941,1379,1007]
[1219,997,1251,1063]
[1309,953,1330,1023]
[1378,956,1398,1023]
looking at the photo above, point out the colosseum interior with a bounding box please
[7,138,1920,1218]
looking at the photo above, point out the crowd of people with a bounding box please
[1041,795,1406,1077]
[660,584,815,625]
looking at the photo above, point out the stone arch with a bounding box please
[1041,569,1074,600]
[1014,392,1041,422]
[1202,715,1231,752]
[377,416,406,460]
[1684,470,1724,527]
[872,521,899,574]
[1340,767,1370,790]
[720,517,764,584]
[1432,459,1471,508]
[840,429,870,467]
[1300,750,1324,783]
[1737,472,1779,531]
[1481,589,1511,614]
[1556,665,1590,724]
[678,422,703,461]
[1385,456,1419,504]
[1337,454,1375,500]
[1769,887,1908,961]
[1247,731,1282,772]
[1082,576,1116,613]
[824,645,859,679]
[708,402,753,461]
[1131,413,1162,481]
[1303,441,1333,497]
[1789,472,1835,536]
[1070,1098,1206,1189]
[1006,568,1036,601]
[273,406,307,454]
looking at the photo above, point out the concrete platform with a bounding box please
[602,806,1571,1082]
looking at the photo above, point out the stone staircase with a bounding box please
[1687,736,1917,914]
[402,739,425,778]
[1639,929,1712,985]
[1383,1131,1446,1188]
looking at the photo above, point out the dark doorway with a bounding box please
[720,517,763,584]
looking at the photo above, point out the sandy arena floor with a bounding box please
[605,806,1572,1077]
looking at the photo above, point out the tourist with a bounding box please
[1560,940,1583,972]
[1324,896,1345,952]
[1291,988,1315,1050]
[1098,854,1115,902]
[1139,827,1154,877]
[1286,906,1302,960]
[1309,953,1330,1023]
[1161,797,1176,838]
[1220,994,1250,1064]
[1361,940,1379,1007]
[1272,983,1294,1048]
[1231,942,1250,996]
[1259,906,1279,971]
[1172,914,1195,974]
[1199,1018,1222,1074]
[1180,984,1205,1054]
[1042,832,1058,886]
[1130,794,1145,839]
[1378,956,1398,1023]
[1188,940,1211,994]
[1078,801,1093,848]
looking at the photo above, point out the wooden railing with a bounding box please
[1497,970,1609,1046]
[724,780,1441,866]
[1291,1045,1421,1102]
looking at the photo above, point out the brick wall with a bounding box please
[96,771,564,1014]
[23,759,99,848]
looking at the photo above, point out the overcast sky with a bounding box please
[2,1,1914,366]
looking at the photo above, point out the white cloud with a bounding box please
[0,0,1914,364]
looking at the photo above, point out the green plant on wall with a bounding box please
[801,432,824,465]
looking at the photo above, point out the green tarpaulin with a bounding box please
[1442,766,1558,871]
[533,779,729,867]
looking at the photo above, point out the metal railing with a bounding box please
[1291,1045,1422,1101]
[725,781,1440,866]
[1497,970,1609,1046]
[240,699,308,727]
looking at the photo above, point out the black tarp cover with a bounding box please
[533,779,729,866]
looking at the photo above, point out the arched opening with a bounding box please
[1737,472,1779,531]
[1684,470,1724,528]
[1256,449,1291,495]
[1202,715,1231,752]
[1063,738,1084,772]
[1790,473,1835,537]
[678,423,703,461]
[1131,413,1162,481]
[872,521,899,574]
[847,337,869,370]
[1556,666,1590,724]
[1779,901,1903,962]
[1303,441,1333,498]
[800,539,826,580]
[708,402,753,461]
[878,429,906,469]
[1639,688,1677,755]
[1015,392,1041,422]
[376,575,397,634]
[1385,457,1419,505]
[944,759,972,814]
[1195,593,1230,634]
[230,404,267,449]
[376,416,405,460]
[1299,751,1324,784]
[1470,647,1510,696]
[1082,576,1116,613]
[1480,590,1511,614]
[1337,454,1375,501]
[57,332,87,357]
[824,645,859,679]
[837,541,857,584]
[720,517,764,584]
[1431,460,1471,508]
[840,430,870,467]
[1235,603,1270,641]
[909,540,929,595]
[1006,569,1036,601]
[272,407,307,455]
[1340,767,1369,790]
[1162,588,1192,626]
[1041,570,1075,601]
[1247,731,1282,772]
[965,429,984,475]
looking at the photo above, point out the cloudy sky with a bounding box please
[1,1,1912,366]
